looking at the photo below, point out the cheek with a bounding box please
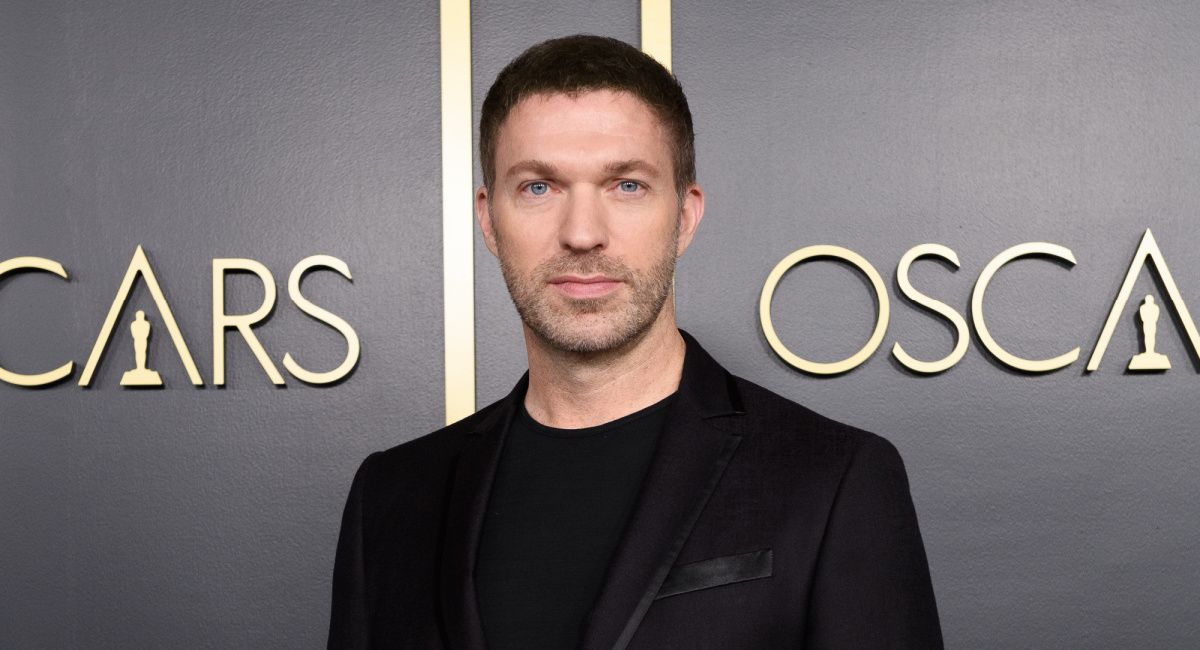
[496,229,552,272]
[620,233,674,270]
[625,215,679,250]
[497,200,561,240]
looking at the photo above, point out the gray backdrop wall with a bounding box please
[3,1,1198,647]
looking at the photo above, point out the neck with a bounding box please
[522,302,686,429]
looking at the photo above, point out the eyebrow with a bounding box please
[503,159,561,180]
[602,159,663,177]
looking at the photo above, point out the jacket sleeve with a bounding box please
[804,435,944,648]
[328,453,377,650]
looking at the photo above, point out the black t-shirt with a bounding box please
[475,391,676,650]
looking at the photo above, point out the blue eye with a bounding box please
[618,180,641,192]
[528,182,549,196]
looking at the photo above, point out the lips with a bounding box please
[549,274,623,299]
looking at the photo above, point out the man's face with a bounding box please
[477,89,703,354]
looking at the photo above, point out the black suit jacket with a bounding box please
[328,331,943,648]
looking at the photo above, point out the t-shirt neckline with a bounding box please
[518,391,678,439]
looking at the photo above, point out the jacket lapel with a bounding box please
[578,331,746,650]
[438,374,526,650]
[437,331,745,650]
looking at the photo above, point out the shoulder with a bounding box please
[718,374,920,532]
[350,395,508,495]
[726,373,905,472]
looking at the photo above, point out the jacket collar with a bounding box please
[439,329,745,650]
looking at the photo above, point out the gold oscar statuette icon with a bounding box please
[1127,295,1171,371]
[120,310,164,386]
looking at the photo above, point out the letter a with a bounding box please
[1087,229,1200,371]
[79,246,203,386]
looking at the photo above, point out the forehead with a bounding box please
[495,89,671,170]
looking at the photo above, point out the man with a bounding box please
[328,35,942,649]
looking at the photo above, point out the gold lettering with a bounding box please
[281,256,360,385]
[971,242,1079,373]
[1087,228,1200,371]
[759,245,890,375]
[212,259,284,386]
[0,257,74,386]
[79,246,202,386]
[892,244,969,374]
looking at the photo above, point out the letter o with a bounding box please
[758,245,891,375]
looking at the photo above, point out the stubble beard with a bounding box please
[496,226,679,355]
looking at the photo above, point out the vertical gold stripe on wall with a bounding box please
[440,0,475,424]
[641,0,674,300]
[641,0,672,71]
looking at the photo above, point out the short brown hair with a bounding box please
[479,34,695,196]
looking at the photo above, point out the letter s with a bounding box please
[282,255,361,385]
[892,244,970,374]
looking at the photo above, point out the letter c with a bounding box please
[759,245,890,375]
[971,242,1079,372]
[0,257,74,386]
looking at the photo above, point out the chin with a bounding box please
[535,314,655,355]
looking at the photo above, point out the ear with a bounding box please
[675,183,705,257]
[476,185,499,258]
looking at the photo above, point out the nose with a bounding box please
[558,187,608,253]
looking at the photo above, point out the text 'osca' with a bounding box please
[759,229,1198,375]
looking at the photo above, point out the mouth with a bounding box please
[548,274,623,299]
